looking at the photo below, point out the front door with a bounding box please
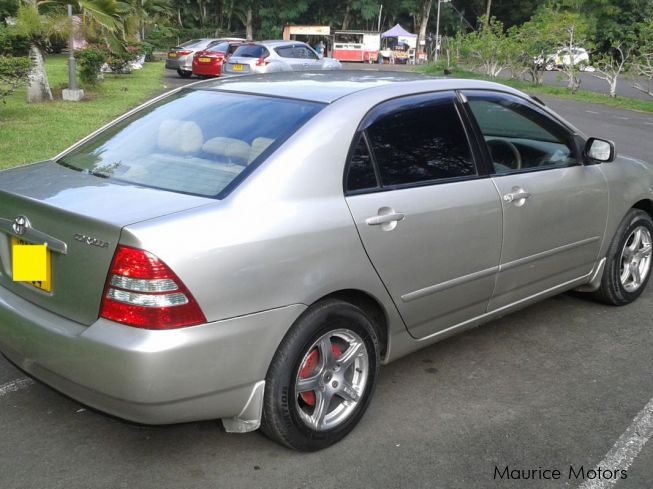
[462,90,609,310]
[344,92,503,339]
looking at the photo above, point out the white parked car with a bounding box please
[535,47,591,71]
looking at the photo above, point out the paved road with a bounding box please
[499,70,653,101]
[1,71,653,489]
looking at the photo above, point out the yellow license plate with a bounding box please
[11,237,52,292]
[168,53,177,58]
[198,57,211,63]
[232,64,244,72]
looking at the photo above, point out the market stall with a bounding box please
[379,24,417,64]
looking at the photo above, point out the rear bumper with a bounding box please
[165,56,192,71]
[0,285,304,424]
[192,63,221,77]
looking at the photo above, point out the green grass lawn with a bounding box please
[417,65,653,114]
[0,54,165,169]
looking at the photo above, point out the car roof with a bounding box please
[258,40,305,47]
[190,70,530,105]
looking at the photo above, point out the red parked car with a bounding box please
[192,41,245,78]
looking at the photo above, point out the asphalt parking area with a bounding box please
[1,71,652,489]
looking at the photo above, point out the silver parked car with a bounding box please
[224,40,341,75]
[166,38,245,78]
[0,72,652,451]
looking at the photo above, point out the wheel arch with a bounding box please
[633,199,653,221]
[316,289,389,359]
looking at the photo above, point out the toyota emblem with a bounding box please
[12,215,29,236]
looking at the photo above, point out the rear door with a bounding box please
[461,90,609,310]
[345,92,503,339]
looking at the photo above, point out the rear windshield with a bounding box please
[58,90,323,198]
[233,45,269,58]
[178,39,203,48]
[208,42,229,53]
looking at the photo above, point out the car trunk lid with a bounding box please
[0,161,212,325]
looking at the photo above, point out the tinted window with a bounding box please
[276,46,294,58]
[346,136,377,192]
[365,93,475,186]
[233,45,269,58]
[465,92,577,174]
[58,91,323,198]
[295,46,318,60]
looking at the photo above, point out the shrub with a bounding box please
[0,55,30,103]
[76,46,107,85]
[141,41,155,61]
[0,24,30,56]
[106,44,140,74]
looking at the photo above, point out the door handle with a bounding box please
[366,212,405,225]
[503,190,532,203]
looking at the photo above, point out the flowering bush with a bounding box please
[76,46,108,85]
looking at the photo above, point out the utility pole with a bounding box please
[434,0,450,62]
[378,4,383,32]
[63,4,84,101]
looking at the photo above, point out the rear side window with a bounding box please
[58,91,324,198]
[233,45,269,58]
[365,93,475,186]
[345,135,378,192]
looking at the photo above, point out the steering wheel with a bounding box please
[486,139,522,171]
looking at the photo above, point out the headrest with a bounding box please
[158,120,204,154]
[202,137,251,163]
[248,137,275,163]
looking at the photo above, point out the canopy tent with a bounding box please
[381,24,417,39]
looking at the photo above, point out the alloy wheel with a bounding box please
[619,225,652,292]
[294,328,369,431]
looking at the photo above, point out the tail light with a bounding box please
[177,50,192,56]
[100,245,206,330]
[255,56,268,67]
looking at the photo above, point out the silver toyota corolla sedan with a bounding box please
[0,72,651,451]
[223,40,341,75]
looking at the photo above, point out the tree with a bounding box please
[633,18,653,98]
[591,41,633,97]
[460,16,514,77]
[542,8,590,93]
[12,1,68,103]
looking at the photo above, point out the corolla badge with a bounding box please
[73,233,110,249]
[12,215,30,235]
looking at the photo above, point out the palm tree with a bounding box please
[13,0,68,102]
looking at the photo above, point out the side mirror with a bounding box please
[585,137,615,163]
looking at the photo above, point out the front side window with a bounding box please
[294,46,318,60]
[58,90,323,198]
[275,46,294,58]
[465,92,577,174]
[364,93,476,187]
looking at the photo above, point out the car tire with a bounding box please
[177,69,192,78]
[593,209,653,306]
[261,299,380,451]
[545,62,555,71]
